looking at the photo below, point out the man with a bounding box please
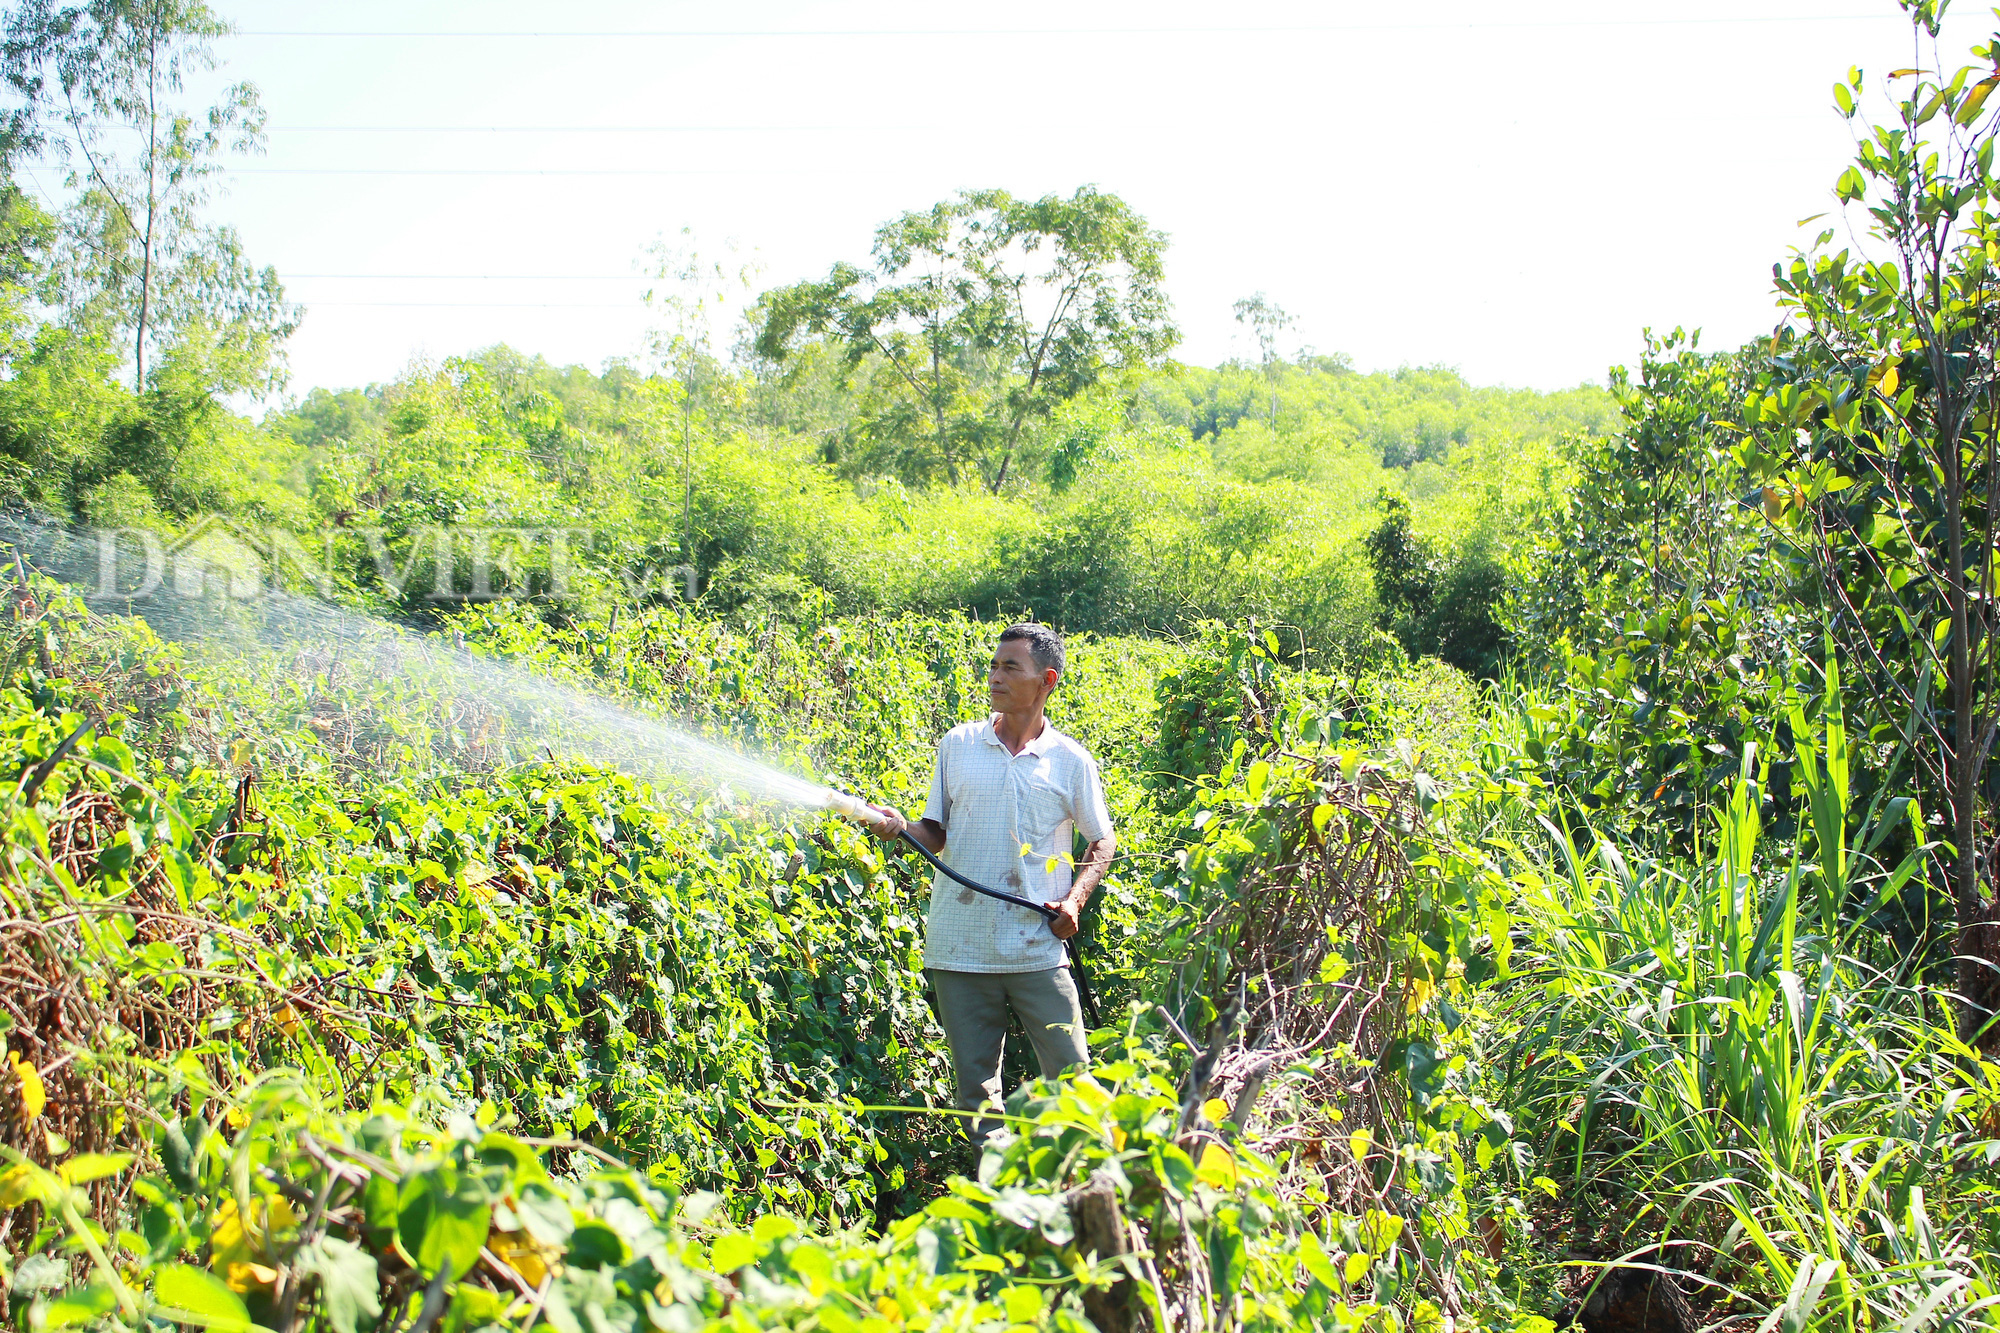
[867,623,1116,1133]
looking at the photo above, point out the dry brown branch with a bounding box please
[1157,751,1461,1315]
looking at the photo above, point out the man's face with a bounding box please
[988,638,1053,711]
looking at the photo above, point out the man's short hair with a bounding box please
[999,622,1065,682]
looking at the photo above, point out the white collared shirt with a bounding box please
[920,716,1114,973]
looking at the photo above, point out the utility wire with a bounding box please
[66,121,993,132]
[285,274,648,280]
[262,124,926,132]
[231,15,1901,36]
[303,301,645,308]
[223,167,903,176]
[138,113,1828,133]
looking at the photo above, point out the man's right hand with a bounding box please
[866,805,908,841]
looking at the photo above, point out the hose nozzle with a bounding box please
[822,790,878,825]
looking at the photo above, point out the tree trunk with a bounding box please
[136,27,159,391]
[1065,1171,1135,1333]
[933,349,956,487]
[681,394,695,570]
[1934,343,2000,1049]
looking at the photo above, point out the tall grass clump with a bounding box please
[1476,723,2000,1332]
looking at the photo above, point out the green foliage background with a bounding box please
[5,5,2000,1333]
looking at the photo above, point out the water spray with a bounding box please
[819,791,1103,1028]
[2,514,1104,1030]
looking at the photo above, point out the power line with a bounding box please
[231,15,1898,37]
[263,124,906,133]
[145,113,1831,133]
[286,274,647,280]
[223,167,902,176]
[304,301,645,309]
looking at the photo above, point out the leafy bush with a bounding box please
[5,1037,1423,1333]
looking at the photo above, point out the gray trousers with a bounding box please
[928,966,1089,1135]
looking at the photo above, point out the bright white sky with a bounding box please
[61,0,1989,400]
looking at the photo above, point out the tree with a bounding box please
[2,0,297,393]
[754,186,1177,492]
[645,228,760,571]
[1741,0,2000,1044]
[1232,292,1293,426]
[1364,488,1511,679]
[1363,490,1436,633]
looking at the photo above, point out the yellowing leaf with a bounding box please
[1349,1128,1373,1162]
[486,1230,552,1288]
[1195,1142,1238,1190]
[223,1262,279,1295]
[1110,1123,1127,1152]
[10,1053,45,1123]
[0,1161,55,1207]
[1958,75,2000,125]
[1202,1097,1231,1125]
[1343,1250,1374,1284]
[211,1196,298,1268]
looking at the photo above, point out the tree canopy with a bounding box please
[753,185,1177,491]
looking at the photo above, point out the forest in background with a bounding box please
[1,3,1998,1333]
[0,302,1615,681]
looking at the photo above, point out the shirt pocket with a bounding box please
[1015,774,1073,855]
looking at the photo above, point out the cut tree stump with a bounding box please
[1067,1169,1136,1333]
[1558,1265,1694,1333]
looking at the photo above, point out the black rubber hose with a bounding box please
[896,830,1103,1030]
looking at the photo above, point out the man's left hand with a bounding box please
[1044,896,1082,940]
